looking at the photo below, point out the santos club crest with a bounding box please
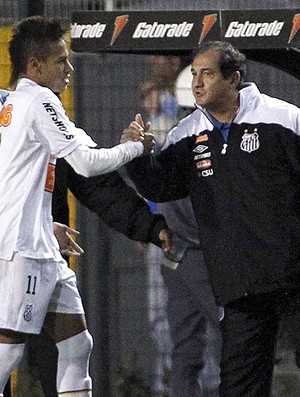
[240,130,260,153]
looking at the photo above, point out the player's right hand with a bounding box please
[120,113,154,155]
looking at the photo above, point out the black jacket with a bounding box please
[127,83,300,305]
[52,158,168,248]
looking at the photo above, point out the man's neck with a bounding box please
[207,94,240,123]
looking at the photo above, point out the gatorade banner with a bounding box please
[71,10,218,53]
[71,9,300,53]
[221,9,300,48]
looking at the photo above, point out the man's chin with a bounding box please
[55,84,68,94]
[195,100,204,107]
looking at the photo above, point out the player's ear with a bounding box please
[28,57,43,75]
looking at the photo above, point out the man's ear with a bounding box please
[231,71,241,88]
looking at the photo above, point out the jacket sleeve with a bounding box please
[65,159,168,247]
[52,160,70,225]
[126,138,191,202]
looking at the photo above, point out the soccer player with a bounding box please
[0,16,171,397]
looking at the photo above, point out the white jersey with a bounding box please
[0,79,96,261]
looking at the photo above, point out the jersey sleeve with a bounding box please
[30,90,96,157]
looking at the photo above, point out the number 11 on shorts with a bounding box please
[26,275,37,295]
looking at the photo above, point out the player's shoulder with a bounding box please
[0,89,10,104]
[0,88,31,109]
[15,78,58,103]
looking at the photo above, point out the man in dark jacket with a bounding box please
[125,41,300,397]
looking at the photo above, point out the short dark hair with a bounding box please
[193,41,247,88]
[9,16,67,88]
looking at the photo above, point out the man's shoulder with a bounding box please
[262,93,300,112]
[245,82,299,113]
[162,109,211,150]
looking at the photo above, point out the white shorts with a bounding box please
[0,252,84,334]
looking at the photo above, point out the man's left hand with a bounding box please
[159,229,173,253]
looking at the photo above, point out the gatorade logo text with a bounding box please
[225,20,284,38]
[132,21,193,39]
[71,22,106,38]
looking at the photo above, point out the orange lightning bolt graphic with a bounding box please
[110,14,129,46]
[199,14,217,45]
[288,13,300,44]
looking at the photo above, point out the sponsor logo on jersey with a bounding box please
[71,22,107,38]
[0,104,13,127]
[199,14,217,44]
[45,155,57,193]
[195,134,208,143]
[240,129,260,153]
[111,15,129,45]
[132,21,193,39]
[196,159,212,170]
[193,144,208,153]
[43,103,74,139]
[289,13,300,43]
[225,20,284,38]
[194,152,211,160]
[23,304,33,322]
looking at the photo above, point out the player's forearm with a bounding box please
[65,141,144,177]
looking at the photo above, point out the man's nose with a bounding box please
[67,60,74,73]
[195,74,204,86]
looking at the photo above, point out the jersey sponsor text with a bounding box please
[43,103,74,140]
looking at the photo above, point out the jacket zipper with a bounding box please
[221,143,228,154]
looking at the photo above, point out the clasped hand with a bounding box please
[120,113,154,155]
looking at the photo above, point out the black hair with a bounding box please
[193,41,247,88]
[9,15,67,88]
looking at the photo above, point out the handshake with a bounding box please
[120,113,155,156]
